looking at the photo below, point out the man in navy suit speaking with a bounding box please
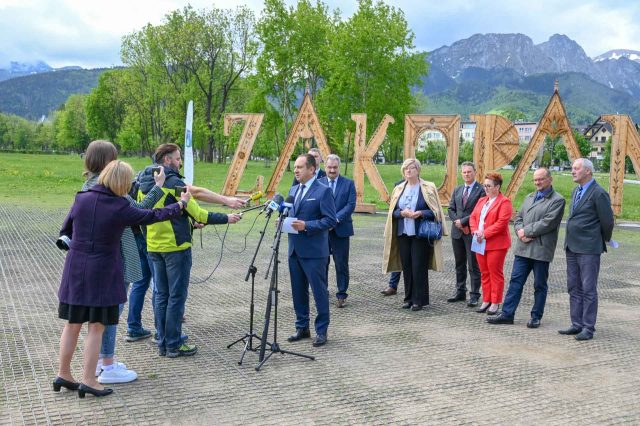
[319,154,356,308]
[286,154,337,347]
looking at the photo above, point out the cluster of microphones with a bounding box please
[241,191,294,218]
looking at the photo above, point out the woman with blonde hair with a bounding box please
[79,140,165,385]
[469,172,513,315]
[53,160,189,398]
[382,159,448,310]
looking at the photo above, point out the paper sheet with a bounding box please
[471,236,486,255]
[283,217,299,234]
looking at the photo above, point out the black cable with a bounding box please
[189,210,262,284]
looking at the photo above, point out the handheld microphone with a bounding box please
[248,191,264,202]
[280,195,295,217]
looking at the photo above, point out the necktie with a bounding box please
[462,186,470,207]
[294,184,305,211]
[330,179,335,194]
[574,186,583,207]
[534,192,543,202]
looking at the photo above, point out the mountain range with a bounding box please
[1,33,640,124]
[421,33,640,124]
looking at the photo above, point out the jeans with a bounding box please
[149,249,192,350]
[127,233,153,333]
[388,271,401,289]
[501,255,550,320]
[100,282,130,358]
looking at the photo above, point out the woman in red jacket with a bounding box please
[469,172,513,315]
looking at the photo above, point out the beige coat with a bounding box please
[382,179,449,274]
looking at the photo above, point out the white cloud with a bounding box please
[0,0,638,68]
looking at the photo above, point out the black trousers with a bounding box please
[451,234,481,298]
[397,235,432,306]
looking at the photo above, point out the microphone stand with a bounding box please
[226,208,273,365]
[256,209,314,371]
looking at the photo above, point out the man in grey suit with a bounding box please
[559,158,614,341]
[447,161,483,306]
[487,168,565,328]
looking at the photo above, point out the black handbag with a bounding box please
[417,219,442,245]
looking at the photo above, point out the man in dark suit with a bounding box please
[292,148,326,186]
[319,154,356,308]
[286,154,337,347]
[487,168,565,328]
[447,161,483,306]
[559,158,614,341]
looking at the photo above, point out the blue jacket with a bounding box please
[287,179,337,258]
[318,175,356,238]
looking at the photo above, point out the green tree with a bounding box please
[86,70,127,142]
[54,95,89,152]
[316,0,427,157]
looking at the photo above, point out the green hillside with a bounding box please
[0,68,107,120]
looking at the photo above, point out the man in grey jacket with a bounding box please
[559,158,614,341]
[487,168,565,328]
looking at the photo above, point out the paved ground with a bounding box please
[1,204,639,425]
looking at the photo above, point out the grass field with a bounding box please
[2,152,639,220]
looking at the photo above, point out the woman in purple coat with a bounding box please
[53,160,190,398]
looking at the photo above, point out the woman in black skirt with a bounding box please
[53,160,189,398]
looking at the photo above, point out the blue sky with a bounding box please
[1,0,638,68]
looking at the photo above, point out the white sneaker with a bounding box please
[97,362,138,384]
[95,358,127,376]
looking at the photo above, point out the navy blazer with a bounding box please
[318,175,356,238]
[392,184,435,235]
[287,179,337,258]
[58,185,183,307]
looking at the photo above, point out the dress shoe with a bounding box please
[527,318,541,329]
[447,293,466,303]
[78,383,113,398]
[52,377,80,392]
[486,304,500,315]
[312,334,327,347]
[411,304,423,311]
[476,303,490,313]
[336,298,347,308]
[467,298,479,307]
[402,302,412,309]
[575,330,594,341]
[558,325,582,335]
[486,314,514,325]
[380,287,397,296]
[287,328,311,342]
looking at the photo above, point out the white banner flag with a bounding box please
[183,100,194,185]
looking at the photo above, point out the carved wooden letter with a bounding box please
[600,114,640,216]
[505,83,581,200]
[404,114,460,204]
[221,113,264,196]
[352,114,395,213]
[265,92,331,197]
[470,114,519,182]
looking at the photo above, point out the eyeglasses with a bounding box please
[483,184,495,188]
[405,166,418,171]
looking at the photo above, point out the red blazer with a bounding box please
[469,193,513,251]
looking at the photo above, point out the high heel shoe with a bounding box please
[487,304,500,316]
[52,377,80,392]
[78,383,113,398]
[476,303,490,313]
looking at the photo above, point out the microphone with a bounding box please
[280,195,295,217]
[248,191,264,202]
[263,193,284,216]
